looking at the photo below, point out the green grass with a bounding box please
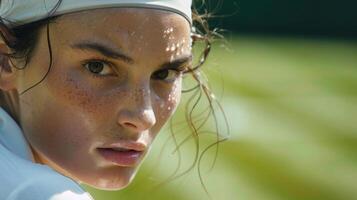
[84,35,357,200]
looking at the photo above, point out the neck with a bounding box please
[0,89,20,124]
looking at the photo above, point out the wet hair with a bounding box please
[0,0,228,195]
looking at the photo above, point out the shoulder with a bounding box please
[7,171,94,200]
[0,146,93,200]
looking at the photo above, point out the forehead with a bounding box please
[57,7,190,30]
[52,8,191,55]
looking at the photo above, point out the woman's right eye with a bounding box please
[83,60,115,77]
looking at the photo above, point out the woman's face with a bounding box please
[13,8,191,189]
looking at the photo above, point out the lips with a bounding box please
[97,142,146,167]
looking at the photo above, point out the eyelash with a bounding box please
[81,58,115,78]
[152,66,188,83]
[81,57,189,81]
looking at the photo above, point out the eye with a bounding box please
[83,60,115,76]
[152,69,181,82]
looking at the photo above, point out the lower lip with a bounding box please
[97,148,142,166]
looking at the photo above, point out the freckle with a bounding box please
[164,28,170,34]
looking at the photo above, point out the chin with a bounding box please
[85,178,132,191]
[90,181,131,191]
[82,169,137,191]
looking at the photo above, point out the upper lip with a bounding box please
[99,141,147,152]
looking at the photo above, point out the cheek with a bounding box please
[49,71,106,114]
[19,88,94,173]
[46,64,127,119]
[28,109,92,160]
[155,79,182,123]
[23,64,123,158]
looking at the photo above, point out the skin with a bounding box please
[0,8,192,190]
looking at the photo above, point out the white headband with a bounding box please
[0,0,192,27]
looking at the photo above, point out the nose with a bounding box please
[117,87,156,132]
[117,109,156,132]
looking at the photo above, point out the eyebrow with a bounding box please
[159,55,193,71]
[71,41,192,70]
[71,41,134,64]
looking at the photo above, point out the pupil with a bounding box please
[156,70,168,79]
[89,62,104,74]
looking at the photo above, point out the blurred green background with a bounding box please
[85,1,357,200]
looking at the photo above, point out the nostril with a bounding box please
[123,122,137,129]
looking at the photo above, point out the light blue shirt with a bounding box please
[0,108,94,200]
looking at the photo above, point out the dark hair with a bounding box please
[0,1,228,196]
[163,7,229,196]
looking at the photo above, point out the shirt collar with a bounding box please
[0,107,34,161]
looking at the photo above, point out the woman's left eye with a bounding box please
[83,60,115,76]
[152,69,181,82]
